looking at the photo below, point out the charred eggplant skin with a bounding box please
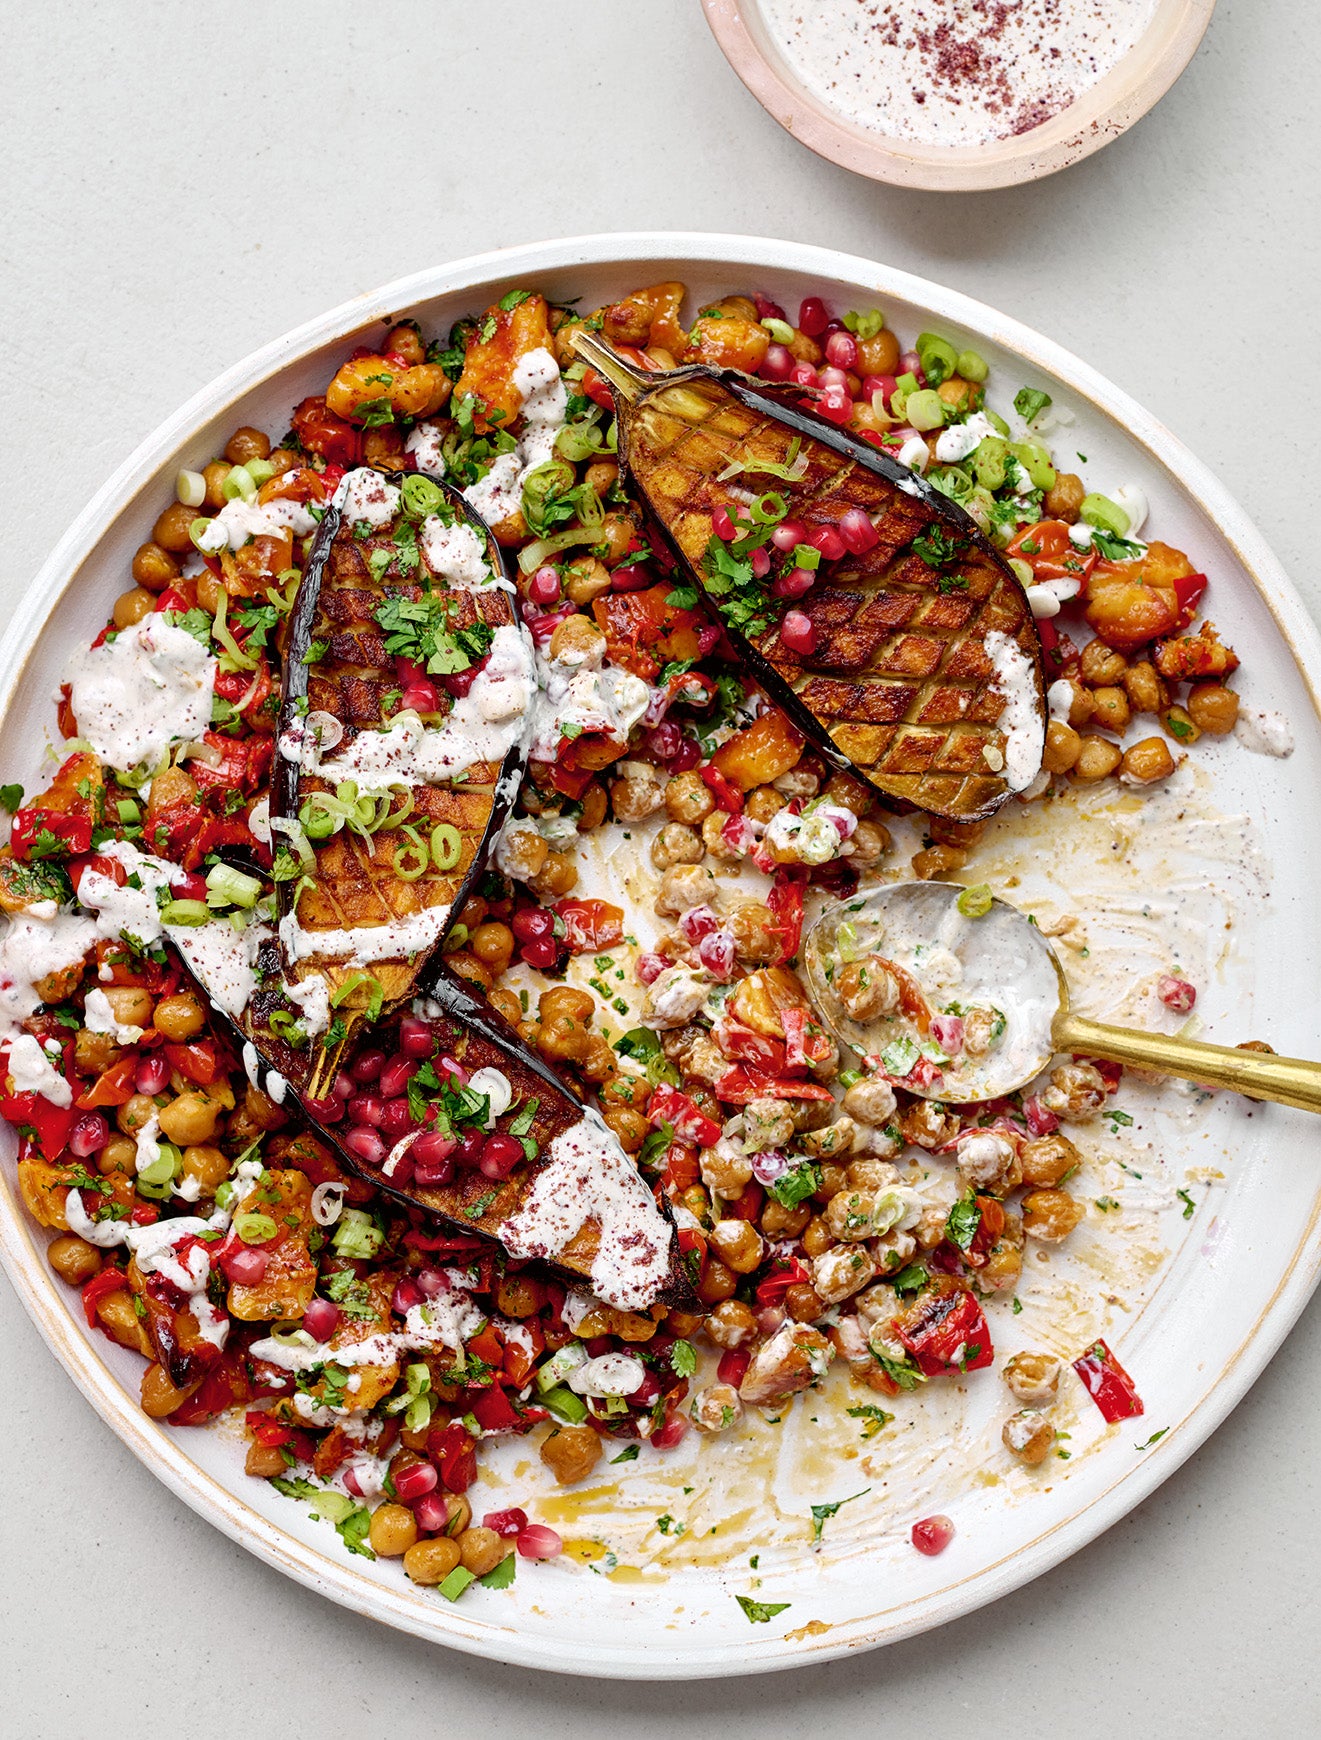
[589,342,1046,822]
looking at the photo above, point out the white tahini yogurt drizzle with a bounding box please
[279,903,454,969]
[249,1285,485,1376]
[418,517,509,592]
[337,468,401,529]
[5,1033,72,1105]
[1234,707,1294,759]
[761,0,1159,148]
[984,630,1045,791]
[529,632,652,765]
[498,1110,673,1311]
[65,617,217,773]
[194,493,319,555]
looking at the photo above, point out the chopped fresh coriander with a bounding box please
[845,1404,893,1440]
[1014,387,1052,423]
[670,1340,697,1377]
[610,1445,640,1464]
[810,1488,870,1542]
[1177,1188,1196,1219]
[1136,1428,1169,1451]
[735,1595,791,1624]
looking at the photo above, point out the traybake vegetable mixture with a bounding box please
[0,280,1252,1597]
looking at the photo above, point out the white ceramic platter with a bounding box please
[2,235,1318,1679]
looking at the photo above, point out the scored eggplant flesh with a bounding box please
[574,336,1046,822]
[253,467,531,1097]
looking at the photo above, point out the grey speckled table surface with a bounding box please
[2,2,1318,1733]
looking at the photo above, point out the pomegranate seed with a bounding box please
[609,563,652,592]
[798,296,829,337]
[646,720,683,760]
[395,1460,439,1504]
[816,387,853,425]
[416,1267,446,1298]
[698,930,736,980]
[458,1128,487,1168]
[899,350,925,381]
[1023,1095,1060,1137]
[1158,975,1196,1013]
[752,292,786,321]
[135,1054,170,1095]
[516,1524,563,1560]
[344,1125,385,1166]
[789,361,819,389]
[817,364,850,392]
[695,625,722,657]
[670,737,702,773]
[912,1515,955,1556]
[222,1246,269,1286]
[760,343,793,381]
[345,1093,384,1128]
[379,1098,415,1140]
[838,507,880,554]
[480,1132,526,1180]
[400,680,439,714]
[808,525,847,562]
[522,938,561,970]
[413,1492,449,1533]
[68,1112,109,1159]
[393,1277,423,1314]
[825,330,859,369]
[744,545,771,580]
[484,1507,528,1539]
[303,1296,340,1341]
[304,1094,344,1123]
[350,1049,386,1083]
[679,905,720,943]
[332,1071,355,1100]
[341,1466,365,1498]
[384,1152,416,1187]
[770,519,807,553]
[529,565,561,605]
[413,1131,458,1167]
[712,505,737,541]
[779,610,818,655]
[436,1053,467,1085]
[398,1016,436,1059]
[651,1415,688,1451]
[511,907,554,943]
[772,567,815,600]
[379,1054,417,1099]
[717,1347,752,1388]
[414,1151,455,1187]
[171,871,208,901]
[755,1305,786,1336]
[395,656,426,686]
[636,952,667,984]
[631,1369,663,1406]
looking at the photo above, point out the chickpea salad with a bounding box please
[0,279,1278,1606]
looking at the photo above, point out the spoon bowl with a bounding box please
[805,882,1321,1114]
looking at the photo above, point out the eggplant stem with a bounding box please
[568,330,651,402]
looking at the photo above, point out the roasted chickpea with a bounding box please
[222,426,270,466]
[540,985,594,1026]
[404,1536,462,1586]
[576,782,608,831]
[548,613,606,664]
[140,1363,193,1418]
[470,921,515,975]
[116,1092,157,1137]
[158,1092,223,1146]
[1162,705,1201,746]
[708,1219,765,1274]
[1003,1409,1055,1465]
[180,1144,229,1197]
[1187,683,1239,736]
[761,1197,811,1239]
[836,955,900,1022]
[1042,1061,1108,1122]
[848,819,892,867]
[699,1143,753,1200]
[782,1282,825,1323]
[842,1077,898,1130]
[821,770,875,817]
[824,1189,876,1243]
[1088,685,1131,734]
[664,770,714,825]
[500,827,548,882]
[99,1135,137,1176]
[1022,1188,1085,1242]
[458,1525,507,1575]
[385,321,426,366]
[1073,736,1123,781]
[652,821,704,870]
[48,1233,101,1286]
[153,991,206,1042]
[1003,1350,1063,1405]
[1043,472,1085,523]
[727,901,781,965]
[813,1161,849,1202]
[856,329,901,375]
[691,1382,743,1433]
[96,1289,151,1355]
[583,459,619,497]
[1019,1132,1081,1188]
[1123,660,1167,715]
[743,785,782,826]
[201,459,232,510]
[487,987,522,1027]
[1121,736,1176,785]
[697,1257,738,1306]
[704,1299,758,1349]
[596,512,640,567]
[1042,720,1082,774]
[1080,640,1127,686]
[813,1243,878,1304]
[601,1105,650,1152]
[369,1503,419,1558]
[540,1423,603,1485]
[195,569,222,614]
[802,1214,834,1259]
[241,1081,288,1132]
[528,852,578,898]
[912,843,968,880]
[131,541,180,591]
[152,500,199,553]
[701,810,745,861]
[102,985,154,1029]
[610,763,667,823]
[900,1099,951,1149]
[563,556,612,607]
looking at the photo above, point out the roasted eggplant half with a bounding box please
[253,466,532,1095]
[572,333,1046,822]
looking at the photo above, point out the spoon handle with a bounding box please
[1052,1012,1321,1115]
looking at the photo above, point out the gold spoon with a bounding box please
[803,882,1321,1112]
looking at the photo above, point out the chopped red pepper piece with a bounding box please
[553,897,625,953]
[1072,1338,1144,1422]
[81,1265,130,1329]
[715,1064,834,1104]
[894,1282,994,1375]
[699,763,744,814]
[766,870,808,962]
[647,1083,723,1148]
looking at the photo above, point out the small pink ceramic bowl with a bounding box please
[702,0,1216,191]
